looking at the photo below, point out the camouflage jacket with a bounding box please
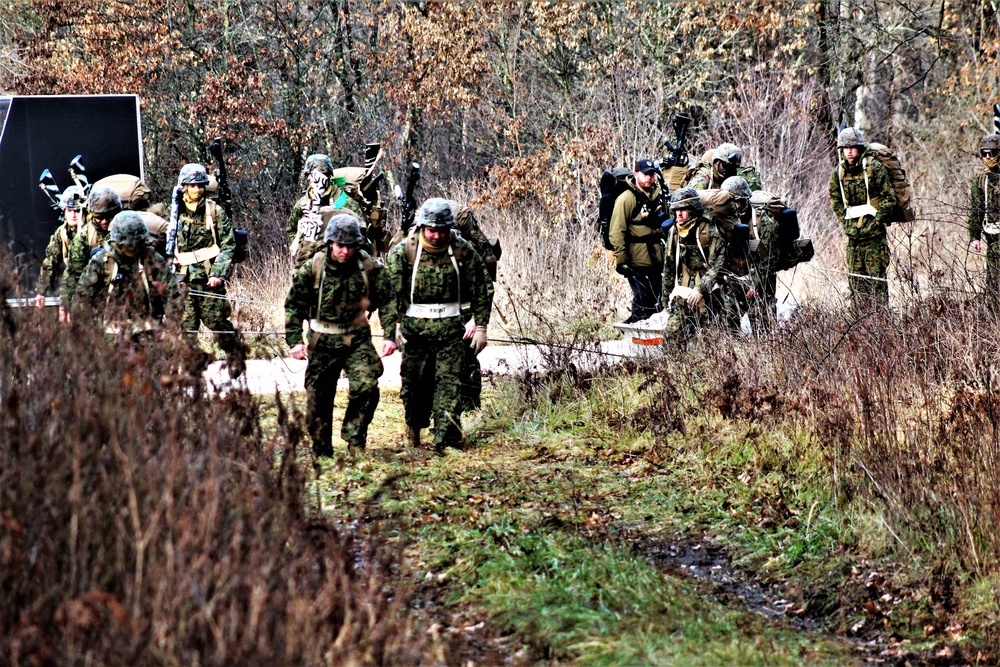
[74,244,181,323]
[60,221,108,302]
[747,207,781,295]
[609,177,665,268]
[662,217,728,299]
[173,199,235,283]
[286,185,364,245]
[383,235,492,340]
[35,222,75,296]
[829,152,896,243]
[284,250,395,349]
[449,201,498,281]
[968,169,1000,240]
[687,166,763,192]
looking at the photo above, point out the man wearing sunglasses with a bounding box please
[969,134,1000,291]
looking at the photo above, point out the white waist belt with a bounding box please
[175,244,221,266]
[406,303,462,319]
[845,204,878,220]
[984,223,1000,235]
[309,319,349,335]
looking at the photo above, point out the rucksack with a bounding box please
[749,190,814,271]
[596,167,633,250]
[865,143,915,223]
[698,189,742,241]
[93,174,153,211]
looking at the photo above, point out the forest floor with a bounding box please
[268,375,988,666]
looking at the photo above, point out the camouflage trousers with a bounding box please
[460,341,483,412]
[305,331,383,455]
[664,291,724,348]
[983,234,1000,292]
[400,335,464,449]
[846,238,889,308]
[722,274,777,337]
[181,281,240,352]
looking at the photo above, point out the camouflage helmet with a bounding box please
[304,153,335,176]
[59,185,87,211]
[713,143,743,167]
[721,176,752,202]
[837,127,867,149]
[178,163,210,186]
[87,185,123,215]
[980,134,1000,154]
[108,211,149,246]
[668,187,704,214]
[416,197,455,229]
[323,213,363,246]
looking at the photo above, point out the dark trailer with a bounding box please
[0,94,144,286]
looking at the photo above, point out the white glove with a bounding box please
[472,326,488,355]
[463,318,477,340]
[686,290,703,307]
[395,323,407,348]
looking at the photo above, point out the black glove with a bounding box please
[615,264,632,277]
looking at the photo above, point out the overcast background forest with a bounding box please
[1,0,999,314]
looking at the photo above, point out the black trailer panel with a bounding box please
[0,95,144,280]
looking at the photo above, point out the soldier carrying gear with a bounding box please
[829,126,897,308]
[34,185,87,308]
[610,158,667,324]
[73,211,181,332]
[685,142,764,191]
[58,186,124,321]
[284,212,397,457]
[969,133,1000,291]
[661,187,729,347]
[383,197,493,455]
[170,162,247,379]
[287,153,366,269]
[722,176,781,335]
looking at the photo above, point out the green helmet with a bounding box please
[837,127,867,149]
[415,198,454,229]
[304,153,335,176]
[980,134,1000,154]
[59,185,86,211]
[323,213,363,246]
[108,211,149,246]
[720,176,751,202]
[668,187,704,214]
[178,163,210,186]
[87,185,123,215]
[713,143,743,167]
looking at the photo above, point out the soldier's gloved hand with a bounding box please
[615,264,632,277]
[463,318,477,340]
[472,326,488,355]
[745,288,757,301]
[380,339,397,357]
[207,276,223,288]
[58,306,71,324]
[686,289,703,307]
[33,294,45,309]
[394,323,407,348]
[971,239,983,254]
[290,343,309,361]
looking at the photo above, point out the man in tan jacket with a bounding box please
[609,158,667,323]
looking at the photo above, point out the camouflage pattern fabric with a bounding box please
[400,336,465,449]
[181,286,241,350]
[723,206,781,335]
[686,165,762,192]
[846,237,889,307]
[174,199,235,283]
[661,217,728,347]
[459,252,496,412]
[829,150,896,306]
[287,186,363,244]
[384,234,492,449]
[285,249,394,453]
[968,170,1000,291]
[449,202,499,280]
[35,223,74,296]
[74,245,181,326]
[60,221,107,303]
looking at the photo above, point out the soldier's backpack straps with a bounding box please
[310,249,379,319]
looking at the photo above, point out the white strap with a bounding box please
[406,303,462,318]
[409,241,462,310]
[308,319,348,334]
[174,244,221,266]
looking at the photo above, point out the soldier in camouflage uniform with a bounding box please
[59,186,123,322]
[383,198,492,455]
[968,133,1000,292]
[168,163,247,378]
[74,211,181,331]
[610,158,667,323]
[828,127,897,307]
[34,185,86,307]
[721,177,781,335]
[287,153,365,269]
[661,188,728,347]
[686,143,763,192]
[285,214,396,456]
